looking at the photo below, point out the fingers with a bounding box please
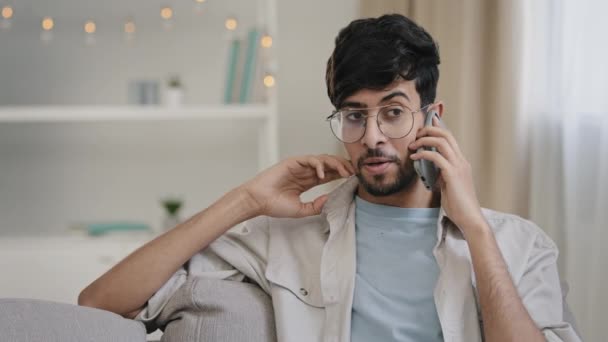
[328,154,355,175]
[408,136,457,163]
[307,157,326,179]
[296,194,329,218]
[415,117,464,159]
[410,149,451,172]
[305,154,354,180]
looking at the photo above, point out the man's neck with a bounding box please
[356,180,441,208]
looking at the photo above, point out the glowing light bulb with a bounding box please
[125,20,135,34]
[194,0,205,3]
[42,17,54,31]
[261,35,273,48]
[84,20,96,34]
[225,18,237,31]
[161,7,173,20]
[1,5,13,19]
[263,75,275,88]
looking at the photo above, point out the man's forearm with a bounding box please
[466,221,545,342]
[78,186,260,317]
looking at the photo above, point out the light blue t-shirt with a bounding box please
[351,196,443,342]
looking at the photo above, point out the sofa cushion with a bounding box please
[0,298,146,342]
[153,277,276,342]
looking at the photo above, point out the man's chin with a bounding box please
[357,173,398,197]
[356,168,417,197]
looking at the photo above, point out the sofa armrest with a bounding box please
[0,298,146,342]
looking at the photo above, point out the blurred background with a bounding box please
[0,0,605,340]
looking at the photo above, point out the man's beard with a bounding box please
[356,149,418,196]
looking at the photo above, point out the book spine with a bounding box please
[223,38,241,104]
[239,29,261,104]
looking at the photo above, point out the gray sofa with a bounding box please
[0,298,147,342]
[0,278,579,341]
[0,278,276,342]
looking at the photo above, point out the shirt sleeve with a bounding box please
[134,215,271,333]
[518,228,582,342]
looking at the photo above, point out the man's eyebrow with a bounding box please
[340,101,366,108]
[340,91,410,109]
[380,91,410,103]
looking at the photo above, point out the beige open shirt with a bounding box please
[136,177,581,342]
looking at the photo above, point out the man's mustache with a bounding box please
[357,149,400,169]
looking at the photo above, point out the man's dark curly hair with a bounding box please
[326,14,440,109]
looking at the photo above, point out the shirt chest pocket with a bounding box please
[265,265,326,342]
[265,264,325,308]
[264,223,327,309]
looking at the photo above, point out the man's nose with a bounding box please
[360,116,388,148]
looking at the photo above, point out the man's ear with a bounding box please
[433,101,445,118]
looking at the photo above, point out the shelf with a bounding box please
[0,105,271,123]
[0,103,279,170]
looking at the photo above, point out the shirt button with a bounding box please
[299,288,308,296]
[241,227,249,234]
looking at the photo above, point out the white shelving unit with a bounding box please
[0,4,279,341]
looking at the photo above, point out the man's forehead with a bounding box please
[342,79,418,107]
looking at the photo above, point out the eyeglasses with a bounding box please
[326,103,432,143]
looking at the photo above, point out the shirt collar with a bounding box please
[322,176,452,242]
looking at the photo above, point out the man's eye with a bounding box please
[345,112,365,121]
[386,108,403,117]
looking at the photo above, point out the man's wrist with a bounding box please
[460,216,493,243]
[227,185,263,220]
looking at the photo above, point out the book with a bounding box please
[223,38,241,104]
[239,28,262,104]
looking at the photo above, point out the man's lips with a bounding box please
[362,157,392,165]
[361,157,395,175]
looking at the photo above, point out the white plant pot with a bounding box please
[166,88,184,107]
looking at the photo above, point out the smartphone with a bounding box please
[413,111,446,191]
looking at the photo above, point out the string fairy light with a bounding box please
[41,17,54,31]
[160,6,173,30]
[1,5,14,30]
[1,5,13,19]
[160,7,173,20]
[40,16,54,43]
[261,34,272,48]
[124,19,135,34]
[8,4,279,92]
[84,19,96,45]
[84,20,96,34]
[263,74,275,88]
[225,17,237,31]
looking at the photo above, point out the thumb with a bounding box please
[296,194,329,218]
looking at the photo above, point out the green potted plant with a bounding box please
[161,197,183,231]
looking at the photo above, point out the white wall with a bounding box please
[276,0,359,158]
[0,0,361,234]
[276,0,360,202]
[0,1,259,106]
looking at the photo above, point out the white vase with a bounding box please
[166,88,184,107]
